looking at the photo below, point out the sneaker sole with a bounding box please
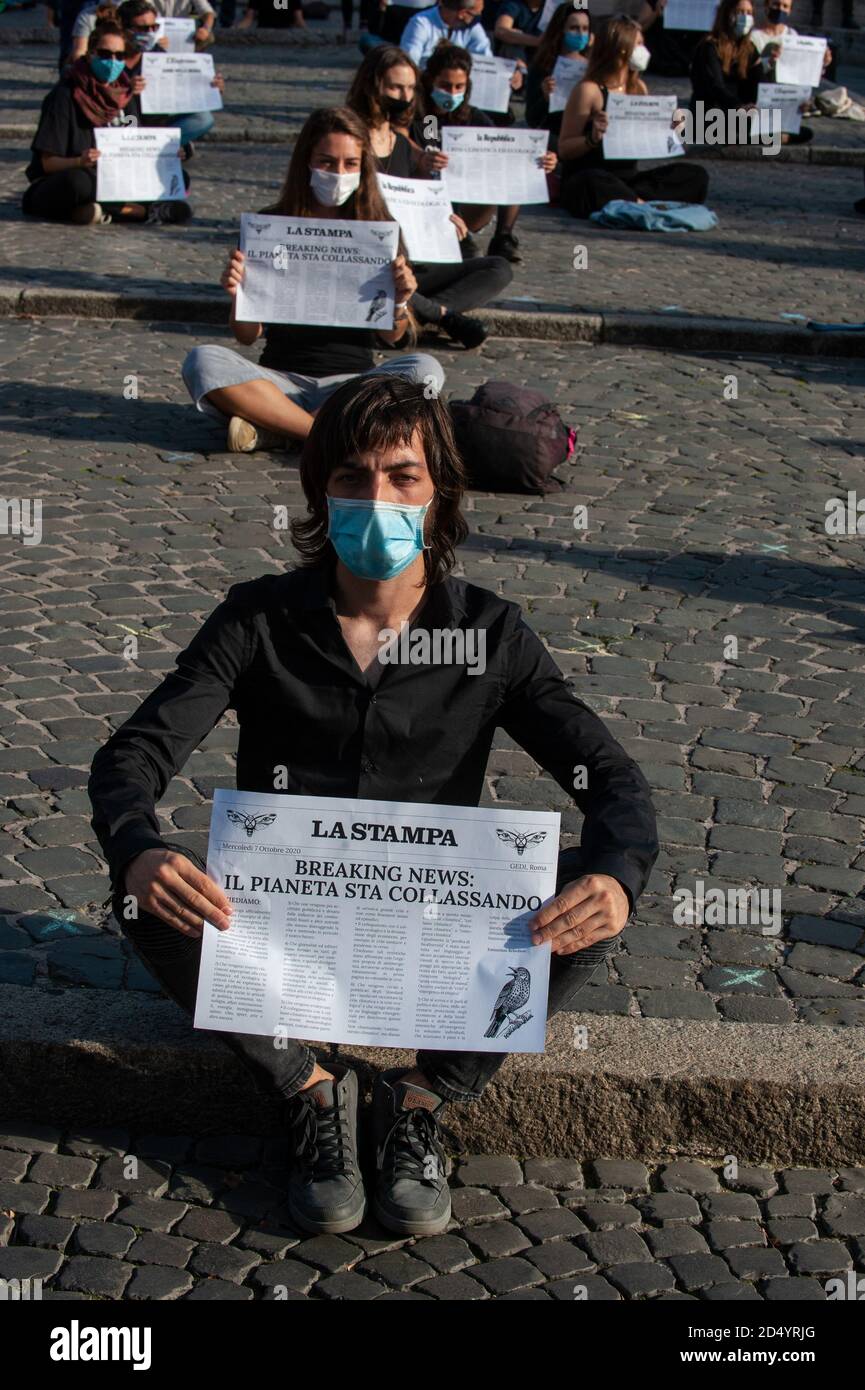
[372,1195,451,1238]
[287,1192,366,1236]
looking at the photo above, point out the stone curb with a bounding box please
[2,124,864,164]
[2,985,863,1163]
[2,286,863,357]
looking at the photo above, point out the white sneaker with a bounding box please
[226,416,285,453]
[71,201,112,226]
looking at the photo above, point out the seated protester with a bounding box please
[346,43,426,173]
[22,20,192,225]
[494,0,545,62]
[88,371,659,1241]
[690,0,762,116]
[118,0,224,152]
[558,13,709,220]
[181,106,444,452]
[347,44,514,346]
[401,0,494,69]
[525,0,594,151]
[238,0,305,30]
[412,42,555,262]
[154,0,216,45]
[67,0,125,67]
[370,0,440,49]
[750,0,834,88]
[636,0,702,79]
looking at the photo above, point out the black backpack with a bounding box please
[449,382,577,495]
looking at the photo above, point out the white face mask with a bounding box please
[628,42,650,72]
[734,12,754,33]
[309,167,361,208]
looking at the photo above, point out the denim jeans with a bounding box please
[117,845,623,1104]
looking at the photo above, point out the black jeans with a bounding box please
[561,161,709,220]
[23,168,97,220]
[117,845,622,1105]
[411,257,513,326]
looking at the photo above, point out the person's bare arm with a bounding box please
[495,14,542,48]
[558,81,604,163]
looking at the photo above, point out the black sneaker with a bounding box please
[460,232,481,260]
[371,1068,454,1236]
[285,1064,366,1235]
[488,230,522,263]
[146,200,193,225]
[441,310,488,350]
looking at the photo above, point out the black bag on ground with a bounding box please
[449,382,577,494]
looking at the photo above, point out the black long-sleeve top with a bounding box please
[690,36,762,110]
[89,563,659,908]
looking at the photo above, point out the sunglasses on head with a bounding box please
[94,46,124,58]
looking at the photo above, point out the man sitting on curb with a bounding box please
[89,373,659,1238]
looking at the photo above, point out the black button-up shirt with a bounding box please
[89,563,659,906]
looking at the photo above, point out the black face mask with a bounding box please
[767,5,785,19]
[384,96,413,119]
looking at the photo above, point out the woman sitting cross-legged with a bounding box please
[558,12,709,220]
[22,20,191,225]
[181,106,444,454]
[346,43,514,348]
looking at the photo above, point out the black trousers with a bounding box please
[23,168,97,220]
[561,160,709,220]
[23,166,192,222]
[411,256,513,326]
[117,844,623,1106]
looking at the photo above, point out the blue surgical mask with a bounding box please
[326,495,432,581]
[90,54,126,83]
[734,12,754,34]
[132,30,159,50]
[564,31,589,52]
[431,87,465,112]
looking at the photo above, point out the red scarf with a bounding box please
[67,56,134,128]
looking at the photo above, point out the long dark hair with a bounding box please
[270,106,390,221]
[421,43,477,125]
[711,0,757,76]
[583,13,643,93]
[533,3,593,79]
[268,107,417,346]
[292,375,468,588]
[346,45,421,128]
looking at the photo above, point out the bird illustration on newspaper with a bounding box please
[365,289,387,323]
[484,966,533,1039]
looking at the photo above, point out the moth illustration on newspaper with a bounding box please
[194,791,561,1053]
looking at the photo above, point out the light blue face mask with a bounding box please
[90,54,126,84]
[326,495,432,581]
[431,87,465,112]
[564,31,589,52]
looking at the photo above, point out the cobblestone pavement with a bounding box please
[1,320,864,1025]
[1,48,863,322]
[2,1120,864,1300]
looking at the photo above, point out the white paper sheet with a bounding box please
[468,55,517,114]
[441,126,549,204]
[757,81,809,135]
[548,53,588,113]
[194,791,560,1052]
[774,34,826,88]
[140,52,222,115]
[155,16,196,50]
[603,93,684,160]
[662,0,719,30]
[234,212,398,328]
[94,126,185,202]
[377,174,461,263]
